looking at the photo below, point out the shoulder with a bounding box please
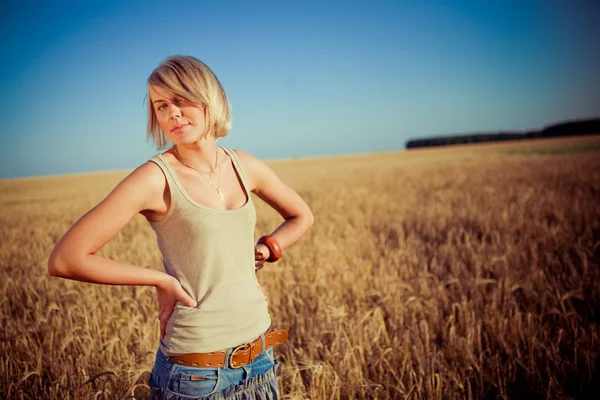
[230,149,272,177]
[231,149,262,168]
[229,149,279,192]
[86,159,168,217]
[116,158,167,198]
[132,158,166,184]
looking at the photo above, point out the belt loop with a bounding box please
[224,346,234,370]
[261,331,266,353]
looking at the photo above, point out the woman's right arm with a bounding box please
[47,162,196,310]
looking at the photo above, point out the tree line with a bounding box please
[406,118,600,149]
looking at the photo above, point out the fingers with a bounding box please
[181,296,197,308]
[159,307,174,338]
[158,306,168,321]
[160,317,167,339]
[158,300,194,339]
[255,259,266,270]
[155,278,198,339]
[158,307,168,338]
[255,245,269,260]
[254,247,263,258]
[176,287,198,308]
[255,246,266,270]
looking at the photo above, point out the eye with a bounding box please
[157,104,167,111]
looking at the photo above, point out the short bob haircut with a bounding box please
[147,56,232,149]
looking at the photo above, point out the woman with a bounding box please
[48,55,314,399]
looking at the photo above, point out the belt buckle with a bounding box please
[229,343,250,369]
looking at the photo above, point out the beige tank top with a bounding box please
[148,147,271,356]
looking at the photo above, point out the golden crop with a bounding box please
[1,135,599,399]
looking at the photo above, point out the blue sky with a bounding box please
[1,0,598,178]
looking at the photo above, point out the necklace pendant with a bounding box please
[217,189,224,201]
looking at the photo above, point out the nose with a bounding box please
[168,103,181,119]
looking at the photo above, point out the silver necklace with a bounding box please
[174,146,224,202]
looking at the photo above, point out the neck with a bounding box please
[173,138,219,172]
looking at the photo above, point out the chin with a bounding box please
[174,136,203,146]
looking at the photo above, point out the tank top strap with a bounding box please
[148,154,185,207]
[221,147,251,194]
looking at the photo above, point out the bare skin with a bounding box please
[48,85,314,338]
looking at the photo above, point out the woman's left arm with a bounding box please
[235,150,314,264]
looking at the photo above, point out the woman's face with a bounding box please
[149,85,207,145]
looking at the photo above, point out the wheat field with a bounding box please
[1,135,599,399]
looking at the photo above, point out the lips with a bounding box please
[171,123,189,133]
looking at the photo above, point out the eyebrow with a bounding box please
[152,99,166,104]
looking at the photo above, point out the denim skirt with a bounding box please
[149,345,280,400]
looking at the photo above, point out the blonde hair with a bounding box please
[147,56,232,148]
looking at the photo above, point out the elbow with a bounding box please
[307,210,314,228]
[47,248,69,278]
[304,209,314,231]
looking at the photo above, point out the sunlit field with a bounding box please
[1,135,599,399]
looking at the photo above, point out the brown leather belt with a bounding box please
[169,329,288,369]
